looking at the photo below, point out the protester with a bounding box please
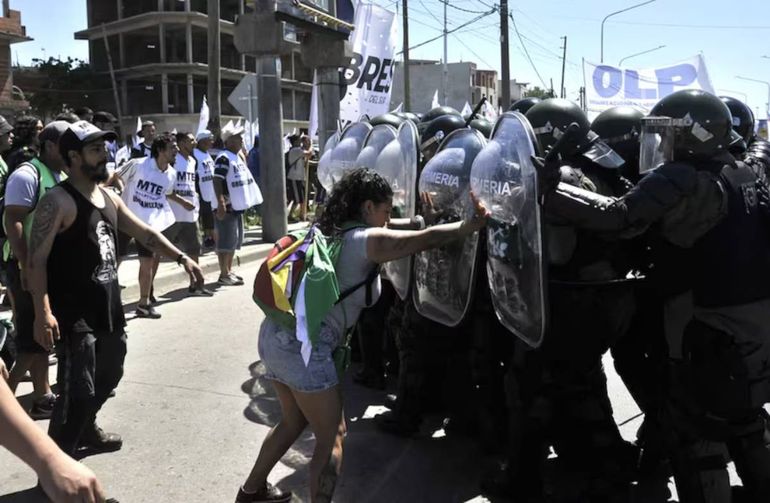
[286,135,311,222]
[213,124,262,286]
[74,107,94,123]
[166,131,212,296]
[246,134,260,185]
[27,120,204,459]
[193,130,218,249]
[237,168,489,502]
[0,377,107,502]
[54,112,80,124]
[5,115,43,171]
[0,114,15,201]
[117,133,180,318]
[4,121,70,419]
[130,121,156,159]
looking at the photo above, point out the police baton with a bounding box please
[465,97,488,127]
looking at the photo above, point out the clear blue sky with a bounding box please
[11,0,770,117]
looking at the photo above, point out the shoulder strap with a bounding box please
[335,265,380,306]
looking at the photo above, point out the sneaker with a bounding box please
[29,393,56,420]
[136,304,161,319]
[188,285,214,297]
[80,424,123,453]
[229,273,245,285]
[219,274,244,286]
[235,483,292,503]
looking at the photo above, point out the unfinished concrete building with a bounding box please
[75,0,312,132]
[0,0,31,117]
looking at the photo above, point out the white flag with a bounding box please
[431,90,440,109]
[461,101,473,117]
[391,102,403,113]
[170,128,178,135]
[196,95,209,135]
[132,116,142,148]
[309,71,319,140]
[483,101,498,121]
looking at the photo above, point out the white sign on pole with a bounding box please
[338,2,398,124]
[583,54,715,115]
[228,74,259,122]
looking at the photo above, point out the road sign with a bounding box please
[228,74,259,122]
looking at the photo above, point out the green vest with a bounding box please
[3,158,66,261]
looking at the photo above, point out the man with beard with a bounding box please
[26,120,204,458]
[117,133,184,318]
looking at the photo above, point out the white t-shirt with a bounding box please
[286,147,306,181]
[118,157,176,231]
[213,150,263,211]
[169,153,200,223]
[193,148,217,209]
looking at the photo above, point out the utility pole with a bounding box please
[550,78,554,98]
[500,0,511,109]
[207,0,221,136]
[101,25,124,138]
[402,0,411,110]
[442,0,448,106]
[560,36,567,99]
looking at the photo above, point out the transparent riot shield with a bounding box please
[376,121,419,300]
[412,128,486,327]
[317,122,373,192]
[470,112,546,348]
[356,124,398,170]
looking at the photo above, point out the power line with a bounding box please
[438,0,491,15]
[509,12,548,89]
[451,33,496,69]
[401,7,497,53]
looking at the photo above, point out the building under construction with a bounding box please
[0,0,31,117]
[75,0,312,132]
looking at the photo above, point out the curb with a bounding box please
[120,243,273,305]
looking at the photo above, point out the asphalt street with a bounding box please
[0,258,739,502]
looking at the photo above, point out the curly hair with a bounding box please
[13,114,41,148]
[317,168,393,235]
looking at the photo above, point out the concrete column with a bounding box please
[117,0,123,19]
[316,66,341,160]
[187,74,195,114]
[184,0,190,12]
[161,73,169,113]
[257,56,287,242]
[239,0,246,70]
[186,21,193,63]
[118,33,125,68]
[159,23,166,63]
[157,0,163,11]
[120,79,128,117]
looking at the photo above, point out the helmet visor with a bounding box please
[582,133,626,168]
[639,117,677,174]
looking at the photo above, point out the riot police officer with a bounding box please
[489,98,639,501]
[591,106,644,182]
[539,89,770,503]
[509,97,542,115]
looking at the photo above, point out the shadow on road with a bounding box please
[0,487,46,503]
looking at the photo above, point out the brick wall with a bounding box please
[0,9,26,38]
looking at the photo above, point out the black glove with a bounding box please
[531,155,561,202]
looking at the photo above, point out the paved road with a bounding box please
[0,258,739,502]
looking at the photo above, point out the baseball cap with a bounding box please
[59,121,118,161]
[0,115,13,136]
[196,129,215,142]
[221,124,245,143]
[38,121,71,146]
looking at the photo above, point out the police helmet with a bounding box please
[420,114,467,158]
[510,97,542,115]
[469,118,493,139]
[421,106,461,124]
[525,98,592,156]
[720,96,755,146]
[370,113,406,129]
[590,106,644,161]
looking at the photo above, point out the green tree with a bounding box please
[27,57,108,120]
[524,86,556,99]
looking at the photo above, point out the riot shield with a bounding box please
[356,124,398,169]
[376,121,419,300]
[317,122,373,192]
[470,112,546,348]
[412,128,486,327]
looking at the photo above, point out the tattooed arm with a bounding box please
[27,188,74,351]
[105,191,204,284]
[366,195,490,264]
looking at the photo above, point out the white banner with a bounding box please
[339,2,398,124]
[583,54,715,115]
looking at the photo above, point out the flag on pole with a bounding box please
[132,116,142,148]
[196,95,209,136]
[483,101,498,121]
[431,90,440,109]
[391,102,403,113]
[461,101,473,117]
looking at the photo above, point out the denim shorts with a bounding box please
[215,211,244,252]
[258,318,340,393]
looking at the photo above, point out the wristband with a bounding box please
[176,254,187,265]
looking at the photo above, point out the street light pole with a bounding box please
[618,44,666,66]
[736,75,770,117]
[601,0,657,63]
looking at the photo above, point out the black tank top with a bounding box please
[48,182,125,333]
